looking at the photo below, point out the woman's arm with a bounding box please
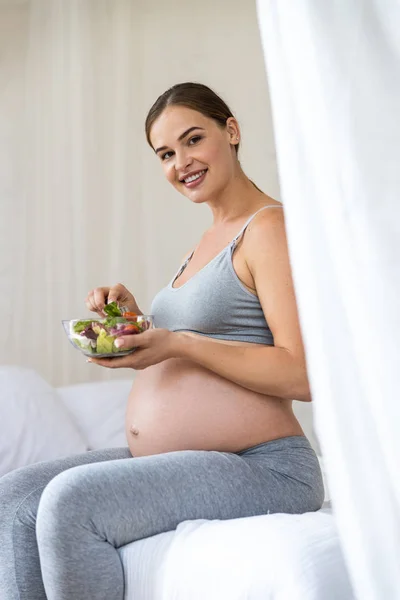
[173,208,311,402]
[173,333,311,401]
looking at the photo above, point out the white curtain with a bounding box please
[256,2,400,598]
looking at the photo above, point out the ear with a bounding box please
[225,116,240,146]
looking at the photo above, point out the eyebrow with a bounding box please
[154,126,205,155]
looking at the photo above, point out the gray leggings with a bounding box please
[0,435,324,600]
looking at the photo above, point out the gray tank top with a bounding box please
[150,205,283,344]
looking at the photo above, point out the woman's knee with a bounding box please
[0,464,49,528]
[36,466,93,539]
[1,461,46,492]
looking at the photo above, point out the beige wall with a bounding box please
[0,0,279,385]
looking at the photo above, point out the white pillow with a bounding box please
[57,379,133,450]
[0,366,88,477]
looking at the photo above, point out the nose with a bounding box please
[174,148,193,173]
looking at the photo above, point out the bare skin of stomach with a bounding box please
[125,342,305,457]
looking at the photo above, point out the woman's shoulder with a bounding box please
[244,200,284,237]
[242,202,286,258]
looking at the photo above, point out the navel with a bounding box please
[130,425,139,436]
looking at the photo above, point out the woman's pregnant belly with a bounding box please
[125,357,305,457]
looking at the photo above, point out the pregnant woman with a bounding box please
[0,82,324,600]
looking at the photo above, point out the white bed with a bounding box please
[120,503,354,600]
[0,367,355,600]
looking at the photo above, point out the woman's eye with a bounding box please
[160,136,202,160]
[161,151,174,161]
[188,136,202,145]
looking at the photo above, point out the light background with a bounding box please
[0,0,280,386]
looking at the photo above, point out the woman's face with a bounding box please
[149,105,239,203]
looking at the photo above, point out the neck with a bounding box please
[207,164,267,226]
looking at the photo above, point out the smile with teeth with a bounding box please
[183,169,207,184]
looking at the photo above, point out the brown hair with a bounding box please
[145,82,240,155]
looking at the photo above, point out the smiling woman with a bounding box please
[0,82,324,600]
[145,83,248,204]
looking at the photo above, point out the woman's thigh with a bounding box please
[36,438,323,551]
[0,446,132,514]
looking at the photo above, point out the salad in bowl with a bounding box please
[62,302,154,358]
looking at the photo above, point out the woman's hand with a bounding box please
[85,283,142,317]
[88,328,179,370]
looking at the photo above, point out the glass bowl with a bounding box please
[62,315,154,358]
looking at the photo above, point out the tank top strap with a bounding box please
[172,249,195,283]
[231,204,283,247]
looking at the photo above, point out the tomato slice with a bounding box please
[122,324,140,333]
[123,312,138,320]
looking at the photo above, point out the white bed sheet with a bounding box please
[119,505,354,600]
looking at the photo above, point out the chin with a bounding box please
[177,186,209,203]
[187,193,209,204]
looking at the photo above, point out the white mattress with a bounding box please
[119,504,355,600]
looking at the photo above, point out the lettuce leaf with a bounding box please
[73,320,94,334]
[96,329,115,354]
[74,338,95,353]
[102,316,126,328]
[103,301,122,317]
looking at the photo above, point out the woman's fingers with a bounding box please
[84,291,97,313]
[85,287,109,316]
[107,283,125,305]
[114,334,142,350]
[93,287,107,313]
[85,284,134,317]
